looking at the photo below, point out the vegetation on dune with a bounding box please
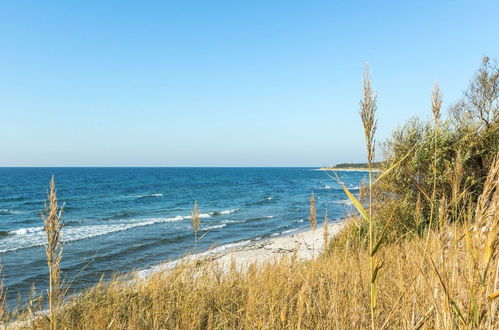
[2,57,498,329]
[347,56,499,246]
[330,162,384,169]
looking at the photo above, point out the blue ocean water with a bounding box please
[0,167,365,303]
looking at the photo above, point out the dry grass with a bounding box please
[191,200,201,250]
[360,63,379,329]
[26,215,497,329]
[309,191,316,231]
[40,176,65,330]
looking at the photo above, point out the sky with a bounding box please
[0,1,498,167]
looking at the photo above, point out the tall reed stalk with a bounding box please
[429,82,442,232]
[191,200,201,251]
[323,209,329,249]
[41,176,64,330]
[360,64,378,330]
[309,191,316,231]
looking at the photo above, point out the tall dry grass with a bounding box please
[359,63,379,329]
[191,200,201,250]
[429,81,442,232]
[309,191,316,231]
[41,176,65,330]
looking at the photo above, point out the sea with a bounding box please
[0,167,366,304]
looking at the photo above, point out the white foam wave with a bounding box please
[209,209,237,216]
[0,208,23,215]
[323,185,332,189]
[271,228,299,237]
[203,224,227,231]
[282,228,299,235]
[136,193,163,198]
[221,219,245,224]
[9,226,44,235]
[219,208,238,215]
[0,215,186,254]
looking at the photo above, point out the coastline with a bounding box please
[319,167,380,172]
[138,219,347,278]
[209,221,345,270]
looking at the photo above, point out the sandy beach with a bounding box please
[209,221,345,270]
[138,220,347,278]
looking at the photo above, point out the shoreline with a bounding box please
[318,167,380,172]
[208,220,345,270]
[138,219,347,278]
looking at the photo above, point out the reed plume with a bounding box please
[41,176,64,330]
[309,191,316,231]
[429,82,442,231]
[191,200,201,250]
[360,63,378,330]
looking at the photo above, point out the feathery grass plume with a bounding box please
[360,64,377,167]
[429,82,443,233]
[41,176,64,330]
[360,63,378,329]
[432,81,442,122]
[309,191,316,231]
[323,209,329,249]
[191,200,201,250]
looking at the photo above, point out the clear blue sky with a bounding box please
[1,1,498,166]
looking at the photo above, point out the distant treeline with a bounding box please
[333,162,383,169]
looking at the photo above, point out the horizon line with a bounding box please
[0,165,329,168]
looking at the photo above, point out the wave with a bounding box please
[0,215,187,253]
[246,196,275,206]
[0,208,23,215]
[282,228,299,235]
[9,226,44,235]
[203,224,227,231]
[270,228,299,237]
[135,193,163,199]
[209,208,239,216]
[221,219,245,224]
[0,208,224,253]
[322,185,332,189]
